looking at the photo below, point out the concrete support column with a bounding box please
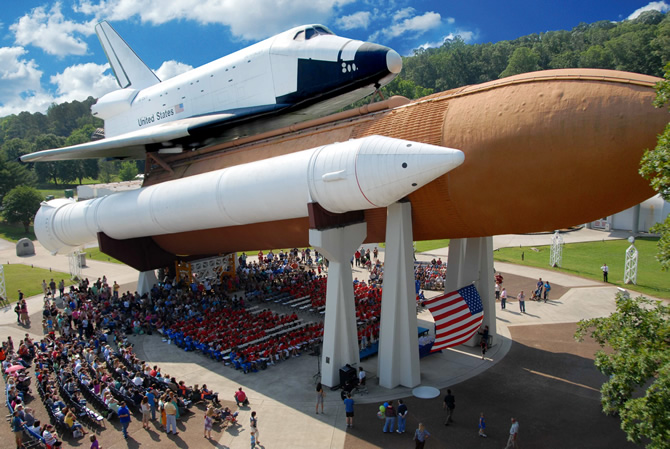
[137,270,157,296]
[631,204,641,235]
[309,222,366,388]
[378,202,421,388]
[444,237,496,346]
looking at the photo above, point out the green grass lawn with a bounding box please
[1,264,71,303]
[494,237,670,299]
[0,222,36,242]
[379,239,450,253]
[36,178,114,200]
[83,247,123,264]
[415,239,450,253]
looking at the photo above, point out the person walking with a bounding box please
[19,300,29,325]
[517,291,526,313]
[501,288,507,309]
[413,422,430,449]
[478,412,487,437]
[383,400,396,433]
[165,398,178,435]
[12,410,24,449]
[204,407,214,439]
[315,382,325,414]
[396,399,408,433]
[146,388,156,421]
[443,389,455,425]
[479,325,490,360]
[140,397,150,429]
[250,411,259,444]
[504,417,520,448]
[118,401,131,439]
[13,302,21,323]
[601,263,609,282]
[159,395,167,430]
[543,281,551,302]
[343,393,354,428]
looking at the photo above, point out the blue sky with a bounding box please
[0,0,667,117]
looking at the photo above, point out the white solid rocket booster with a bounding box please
[34,135,464,254]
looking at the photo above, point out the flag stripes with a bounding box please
[424,284,484,352]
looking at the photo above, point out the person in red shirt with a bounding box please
[234,387,249,406]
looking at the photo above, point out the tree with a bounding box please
[98,160,119,183]
[499,47,541,78]
[31,134,65,185]
[1,186,43,232]
[640,62,670,270]
[575,294,670,449]
[118,161,138,181]
[0,153,36,202]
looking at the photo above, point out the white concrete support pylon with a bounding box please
[377,202,421,389]
[137,270,158,296]
[309,222,366,388]
[444,237,497,346]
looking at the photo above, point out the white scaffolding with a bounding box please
[550,231,564,267]
[190,254,235,282]
[69,251,83,281]
[624,238,638,285]
[0,265,6,303]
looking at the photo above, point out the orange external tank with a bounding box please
[139,69,666,259]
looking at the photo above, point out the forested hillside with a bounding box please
[0,10,668,194]
[380,9,669,99]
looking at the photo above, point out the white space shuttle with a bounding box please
[22,21,402,162]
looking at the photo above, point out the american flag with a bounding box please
[174,103,184,113]
[424,284,484,352]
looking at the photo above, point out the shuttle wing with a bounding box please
[20,104,291,162]
[20,113,238,162]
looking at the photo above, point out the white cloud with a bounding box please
[76,0,353,41]
[0,47,55,116]
[49,63,118,102]
[627,1,670,20]
[416,29,478,52]
[155,60,194,80]
[336,11,371,30]
[381,11,441,39]
[393,7,415,22]
[446,17,455,25]
[10,3,95,57]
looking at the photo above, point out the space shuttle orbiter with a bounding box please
[21,21,402,162]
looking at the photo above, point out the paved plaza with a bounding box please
[0,228,651,448]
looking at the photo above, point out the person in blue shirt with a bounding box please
[118,401,131,439]
[343,393,354,428]
[12,410,24,449]
[146,388,157,421]
[413,422,430,449]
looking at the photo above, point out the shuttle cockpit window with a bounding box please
[294,26,334,42]
[313,26,334,36]
[294,30,305,41]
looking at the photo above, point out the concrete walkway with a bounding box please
[0,228,645,448]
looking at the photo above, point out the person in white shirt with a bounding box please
[504,417,519,449]
[133,374,144,387]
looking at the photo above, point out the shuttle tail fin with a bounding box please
[95,20,160,89]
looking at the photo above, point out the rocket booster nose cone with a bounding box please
[386,49,402,74]
[355,137,464,208]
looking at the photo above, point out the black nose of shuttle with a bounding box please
[355,43,403,77]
